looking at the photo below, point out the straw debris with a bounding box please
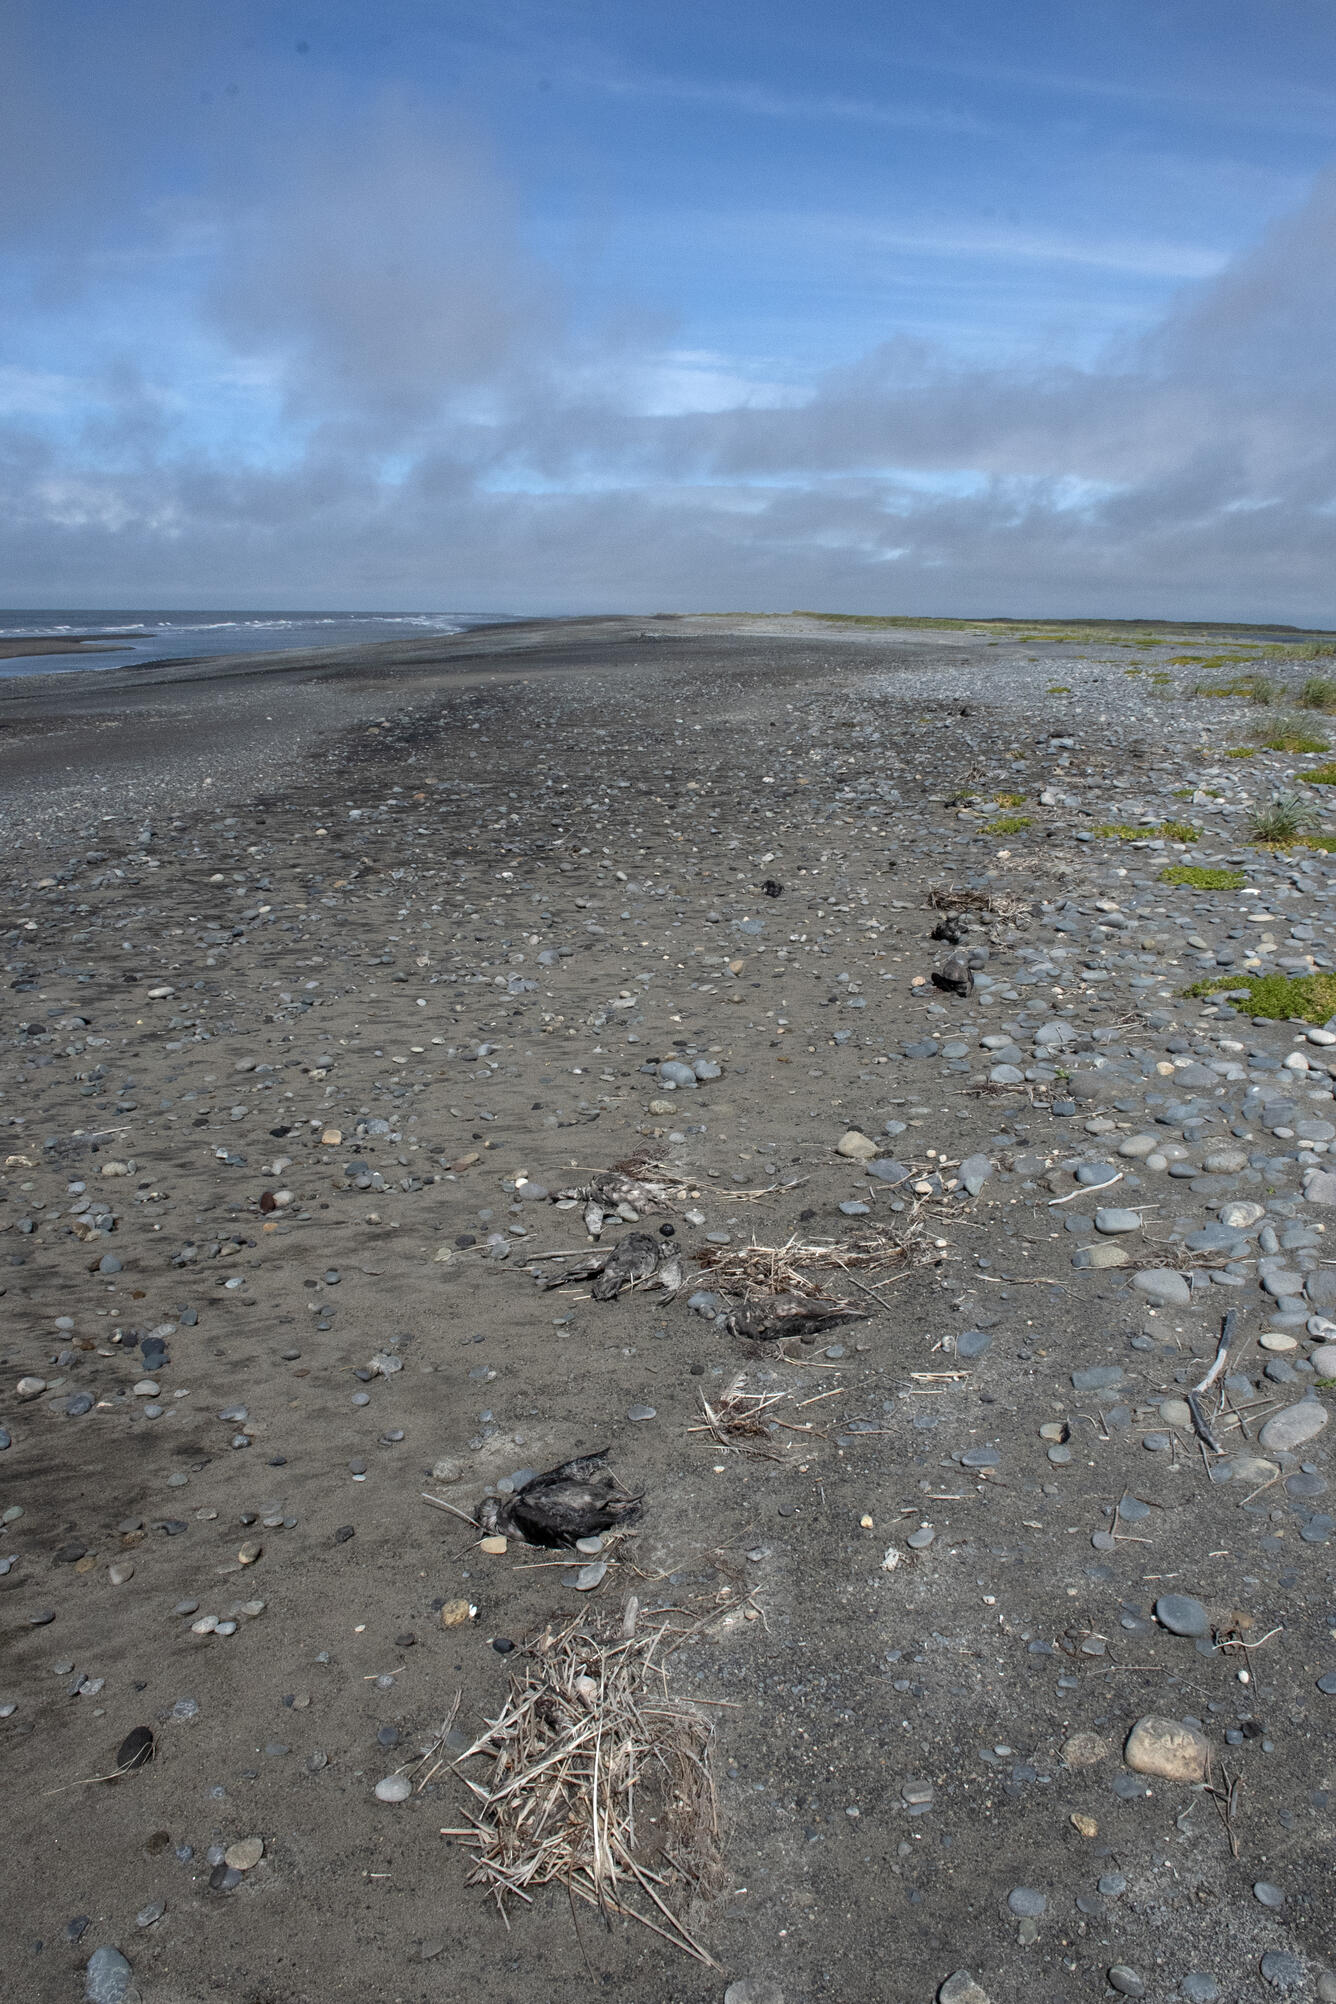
[440,1613,724,1966]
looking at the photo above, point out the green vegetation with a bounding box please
[993,791,1026,807]
[1046,684,1071,694]
[1224,746,1258,758]
[1187,970,1336,1023]
[1159,865,1247,889]
[1302,763,1336,786]
[984,814,1032,835]
[1249,791,1321,844]
[1255,722,1330,754]
[1298,676,1336,713]
[1088,820,1200,842]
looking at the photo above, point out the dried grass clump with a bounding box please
[927,884,1033,928]
[696,1226,920,1299]
[691,1373,792,1458]
[441,1614,723,1966]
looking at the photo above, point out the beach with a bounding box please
[1,613,1333,2003]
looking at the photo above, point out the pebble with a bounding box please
[1258,1399,1329,1451]
[224,1835,264,1870]
[938,1975,990,2004]
[1253,1881,1285,1907]
[1155,1593,1210,1637]
[1006,1887,1046,1917]
[84,1946,134,2003]
[1108,1969,1146,1999]
[374,1774,412,1803]
[1124,1714,1209,1782]
[724,1984,785,2004]
[1094,1206,1141,1234]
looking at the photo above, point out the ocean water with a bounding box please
[0,608,509,679]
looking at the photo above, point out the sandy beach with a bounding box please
[2,613,1334,2003]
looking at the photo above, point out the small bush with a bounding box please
[1159,865,1247,889]
[993,792,1026,807]
[1187,970,1336,1022]
[1224,746,1257,758]
[1302,763,1336,786]
[1160,820,1201,842]
[984,814,1032,835]
[1250,790,1321,844]
[1298,676,1336,713]
[1256,722,1329,754]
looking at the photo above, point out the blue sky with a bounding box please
[3,0,1336,617]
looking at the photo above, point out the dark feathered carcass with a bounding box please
[476,1451,642,1548]
[725,1293,871,1342]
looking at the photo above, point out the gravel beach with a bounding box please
[3,613,1335,2004]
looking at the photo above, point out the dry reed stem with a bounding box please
[441,1613,724,1967]
[695,1225,923,1300]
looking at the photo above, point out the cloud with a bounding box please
[1,100,1334,622]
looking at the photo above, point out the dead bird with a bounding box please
[477,1451,642,1548]
[592,1230,663,1299]
[537,1229,667,1298]
[932,955,973,997]
[726,1293,871,1342]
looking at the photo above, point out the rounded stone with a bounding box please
[1253,1881,1284,1908]
[1155,1593,1210,1638]
[1094,1207,1142,1234]
[84,1945,134,2004]
[725,1984,785,2004]
[374,1774,412,1803]
[1007,1887,1046,1917]
[223,1835,264,1870]
[1124,1714,1209,1782]
[1258,1399,1329,1452]
[1108,1969,1146,1999]
[1179,1975,1221,2004]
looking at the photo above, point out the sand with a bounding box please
[1,615,1332,2003]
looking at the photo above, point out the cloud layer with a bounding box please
[2,75,1334,621]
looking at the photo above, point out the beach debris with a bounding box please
[536,1229,669,1298]
[476,1451,642,1549]
[725,1293,870,1342]
[696,1228,912,1303]
[442,1612,721,1965]
[690,1374,792,1457]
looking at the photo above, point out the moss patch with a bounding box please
[993,791,1026,807]
[983,814,1032,835]
[1046,684,1071,694]
[1187,970,1336,1023]
[1088,819,1199,843]
[1159,865,1248,889]
[1301,763,1336,785]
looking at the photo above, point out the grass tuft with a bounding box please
[1302,763,1336,786]
[1255,722,1330,754]
[1298,676,1336,713]
[1187,971,1336,1023]
[1159,865,1247,889]
[984,814,1032,835]
[993,791,1026,807]
[1250,791,1321,844]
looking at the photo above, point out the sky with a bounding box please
[2,0,1336,620]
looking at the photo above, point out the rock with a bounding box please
[955,1328,992,1358]
[835,1130,877,1160]
[224,1836,264,1870]
[958,1153,992,1196]
[1258,1399,1329,1451]
[1130,1269,1192,1306]
[938,1974,991,2004]
[1309,1344,1336,1375]
[724,1984,785,2004]
[1260,1952,1304,1992]
[1060,1730,1108,1767]
[374,1775,412,1803]
[1124,1715,1209,1782]
[1180,1976,1221,2004]
[1304,1169,1336,1204]
[84,1946,134,2004]
[438,1598,474,1628]
[1094,1207,1141,1234]
[479,1534,507,1555]
[1154,1594,1210,1638]
[1159,1397,1193,1428]
[1108,1970,1146,1999]
[1072,1242,1130,1269]
[115,1726,155,1772]
[1069,1812,1098,1837]
[1006,1887,1046,1917]
[1220,1200,1265,1228]
[1253,1881,1284,1907]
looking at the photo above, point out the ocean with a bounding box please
[0,608,510,679]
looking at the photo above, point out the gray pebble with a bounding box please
[1155,1593,1210,1637]
[1007,1886,1046,1917]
